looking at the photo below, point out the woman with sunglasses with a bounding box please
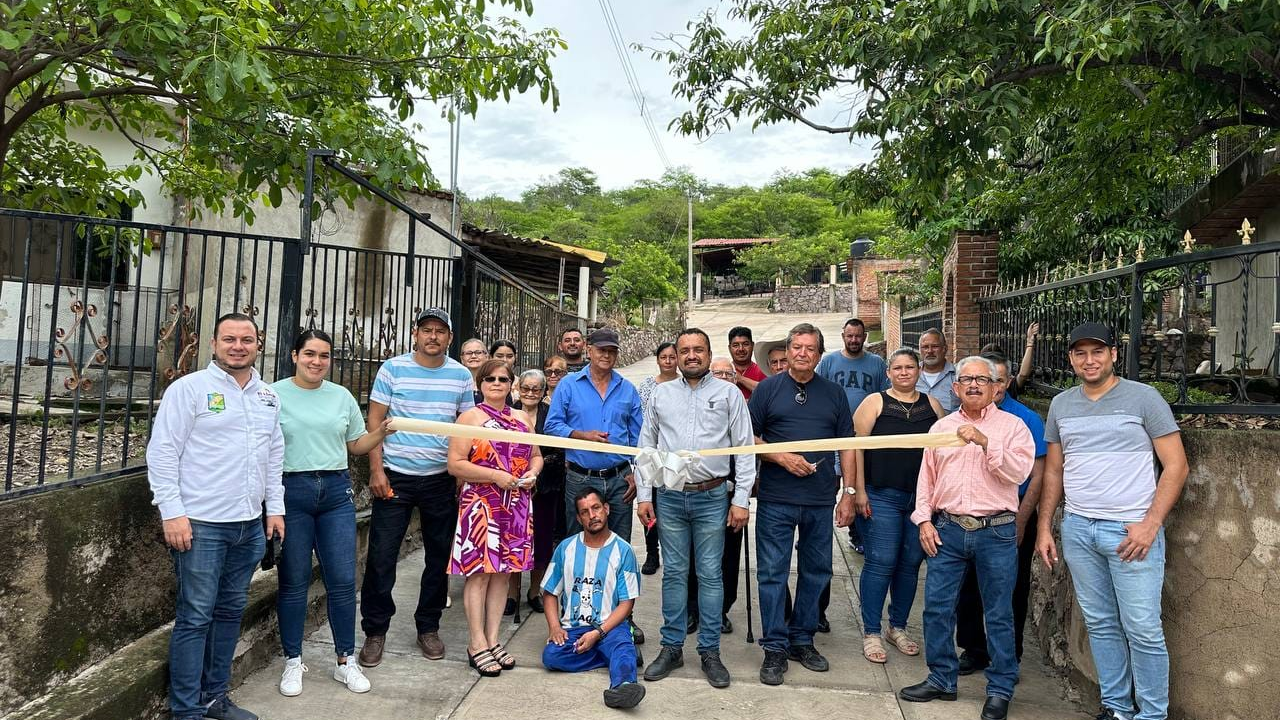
[851,347,945,664]
[543,355,569,398]
[272,329,393,697]
[447,358,543,677]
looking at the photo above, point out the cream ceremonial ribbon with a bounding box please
[387,418,966,457]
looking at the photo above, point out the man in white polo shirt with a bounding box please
[1037,322,1187,720]
[148,312,284,720]
[358,308,475,667]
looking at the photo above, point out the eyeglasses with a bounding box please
[481,375,512,384]
[711,371,735,379]
[956,375,993,385]
[462,350,487,357]
[518,385,544,393]
[794,385,807,405]
[545,368,566,377]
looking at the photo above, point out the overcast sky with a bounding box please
[411,0,877,199]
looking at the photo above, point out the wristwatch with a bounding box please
[842,486,858,496]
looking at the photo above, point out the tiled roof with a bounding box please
[692,237,780,249]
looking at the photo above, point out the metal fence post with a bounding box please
[450,254,476,357]
[1127,264,1144,381]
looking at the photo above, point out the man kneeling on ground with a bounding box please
[542,488,646,709]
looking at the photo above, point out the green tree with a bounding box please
[656,0,1280,278]
[1,0,564,219]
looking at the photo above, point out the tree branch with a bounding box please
[1175,113,1280,151]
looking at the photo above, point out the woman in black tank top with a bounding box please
[851,348,945,664]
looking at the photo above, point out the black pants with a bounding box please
[360,469,456,636]
[956,512,1038,661]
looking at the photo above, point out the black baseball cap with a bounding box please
[1068,322,1114,349]
[587,327,621,349]
[414,307,452,331]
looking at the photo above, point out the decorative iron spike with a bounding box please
[1181,230,1197,254]
[1115,251,1124,269]
[1087,257,1094,274]
[1136,238,1146,263]
[1238,218,1255,245]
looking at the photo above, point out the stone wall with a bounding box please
[774,283,854,314]
[1029,425,1280,720]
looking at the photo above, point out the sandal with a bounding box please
[468,647,502,677]
[885,626,920,656]
[863,635,888,664]
[490,643,516,670]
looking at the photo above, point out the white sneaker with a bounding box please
[279,656,307,696]
[333,661,372,693]
[446,595,452,608]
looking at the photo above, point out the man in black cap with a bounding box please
[546,326,646,642]
[358,308,475,667]
[1037,322,1187,720]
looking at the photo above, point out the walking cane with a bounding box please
[743,523,755,644]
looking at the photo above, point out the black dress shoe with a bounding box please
[641,554,660,575]
[603,681,646,709]
[687,614,699,635]
[525,594,544,614]
[642,646,683,681]
[721,613,733,634]
[981,696,1010,720]
[759,650,788,686]
[786,644,829,672]
[700,651,731,688]
[816,615,831,633]
[958,650,990,675]
[898,680,958,702]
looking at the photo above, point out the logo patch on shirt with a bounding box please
[256,388,278,408]
[207,393,226,413]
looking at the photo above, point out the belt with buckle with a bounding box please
[567,461,629,479]
[680,477,727,493]
[941,511,1016,531]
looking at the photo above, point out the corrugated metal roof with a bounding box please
[692,237,781,249]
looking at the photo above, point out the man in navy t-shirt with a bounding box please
[748,323,856,686]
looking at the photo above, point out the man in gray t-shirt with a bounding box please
[1036,323,1187,720]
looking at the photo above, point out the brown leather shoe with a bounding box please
[418,631,445,660]
[358,635,385,667]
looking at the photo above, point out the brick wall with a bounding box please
[882,298,902,351]
[942,231,999,361]
[851,258,916,329]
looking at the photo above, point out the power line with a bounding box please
[596,0,671,170]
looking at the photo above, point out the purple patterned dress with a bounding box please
[449,404,534,575]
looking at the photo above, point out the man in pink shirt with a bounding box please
[899,356,1034,720]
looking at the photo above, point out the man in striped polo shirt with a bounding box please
[358,308,475,667]
[542,487,645,709]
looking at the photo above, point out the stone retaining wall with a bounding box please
[773,284,854,314]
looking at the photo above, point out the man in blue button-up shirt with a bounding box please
[545,327,643,540]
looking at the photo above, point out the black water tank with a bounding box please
[850,237,874,258]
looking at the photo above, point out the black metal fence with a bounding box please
[902,306,942,349]
[2,158,576,497]
[978,236,1280,415]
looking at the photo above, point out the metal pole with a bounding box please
[687,191,694,303]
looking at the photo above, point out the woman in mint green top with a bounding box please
[271,329,391,698]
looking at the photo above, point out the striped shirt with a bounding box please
[911,402,1035,525]
[369,353,475,476]
[541,532,640,630]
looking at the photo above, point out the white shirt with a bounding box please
[146,362,285,522]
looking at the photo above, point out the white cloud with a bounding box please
[410,0,877,199]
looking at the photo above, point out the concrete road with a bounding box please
[232,516,1088,720]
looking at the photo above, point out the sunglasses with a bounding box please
[794,385,807,405]
[481,375,512,384]
[518,385,544,393]
[545,368,567,376]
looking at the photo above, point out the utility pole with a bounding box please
[687,190,694,303]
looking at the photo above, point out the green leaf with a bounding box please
[0,29,19,50]
[113,9,132,22]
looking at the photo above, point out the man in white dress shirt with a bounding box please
[147,313,284,720]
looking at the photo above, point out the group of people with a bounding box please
[147,309,1186,720]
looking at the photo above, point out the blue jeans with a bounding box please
[922,514,1018,700]
[1061,513,1168,720]
[755,500,833,653]
[542,624,638,688]
[564,468,633,542]
[278,470,357,658]
[169,519,265,718]
[655,483,729,652]
[859,486,925,635]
